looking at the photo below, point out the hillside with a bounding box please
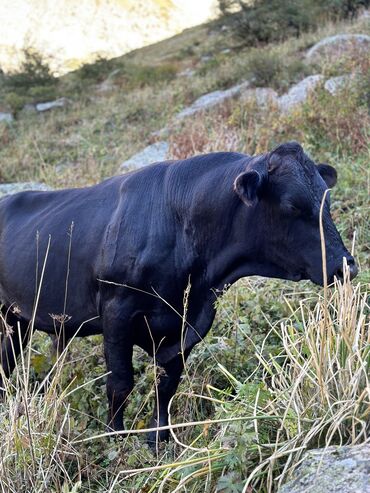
[0,0,217,74]
[0,6,369,493]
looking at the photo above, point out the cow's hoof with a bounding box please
[106,420,125,441]
[147,428,169,449]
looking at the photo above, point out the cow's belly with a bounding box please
[133,310,184,351]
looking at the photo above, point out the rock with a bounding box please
[306,34,370,62]
[178,68,196,78]
[22,104,37,113]
[150,127,170,139]
[324,74,352,95]
[241,87,278,106]
[358,9,370,20]
[278,444,370,493]
[36,98,69,112]
[97,80,115,93]
[55,161,79,174]
[278,75,324,113]
[0,182,52,198]
[97,69,121,92]
[176,81,250,120]
[0,112,13,123]
[119,141,169,172]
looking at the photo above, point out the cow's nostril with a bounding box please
[347,256,358,280]
[349,262,358,280]
[333,257,358,282]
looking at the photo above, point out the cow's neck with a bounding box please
[182,166,270,291]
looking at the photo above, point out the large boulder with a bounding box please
[306,34,370,62]
[0,182,52,198]
[278,74,324,113]
[176,81,250,120]
[279,444,370,493]
[119,141,169,172]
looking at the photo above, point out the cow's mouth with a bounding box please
[290,271,308,282]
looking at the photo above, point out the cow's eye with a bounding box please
[282,202,301,216]
[289,205,300,216]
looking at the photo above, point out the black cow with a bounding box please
[0,141,357,443]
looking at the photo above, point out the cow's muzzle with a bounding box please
[332,255,358,282]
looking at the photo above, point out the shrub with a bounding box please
[218,0,370,45]
[3,92,29,112]
[3,48,56,90]
[77,55,118,82]
[1,48,59,112]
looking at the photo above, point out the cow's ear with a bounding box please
[234,170,264,206]
[317,163,337,188]
[268,152,281,173]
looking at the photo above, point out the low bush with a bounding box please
[77,56,119,83]
[0,48,59,112]
[219,0,370,46]
[3,48,56,90]
[244,50,310,91]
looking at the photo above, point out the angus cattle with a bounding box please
[0,141,357,444]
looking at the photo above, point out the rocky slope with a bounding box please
[0,0,217,75]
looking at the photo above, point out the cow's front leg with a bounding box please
[102,305,134,433]
[0,312,32,397]
[147,351,189,446]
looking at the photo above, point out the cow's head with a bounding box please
[234,141,357,286]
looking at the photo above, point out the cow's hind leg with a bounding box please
[147,351,189,446]
[0,311,32,396]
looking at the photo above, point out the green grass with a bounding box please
[0,9,369,493]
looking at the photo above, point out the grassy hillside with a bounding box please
[0,0,216,74]
[0,9,369,493]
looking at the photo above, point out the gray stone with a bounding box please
[150,127,170,139]
[241,87,278,106]
[278,75,324,113]
[119,141,169,172]
[0,112,13,123]
[358,9,370,20]
[178,68,196,78]
[324,74,352,95]
[278,444,370,493]
[306,34,370,62]
[55,161,79,174]
[22,104,37,113]
[97,80,114,93]
[0,182,52,198]
[97,69,121,92]
[36,98,69,112]
[176,80,250,120]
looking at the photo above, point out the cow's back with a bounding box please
[0,152,248,333]
[0,177,125,330]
